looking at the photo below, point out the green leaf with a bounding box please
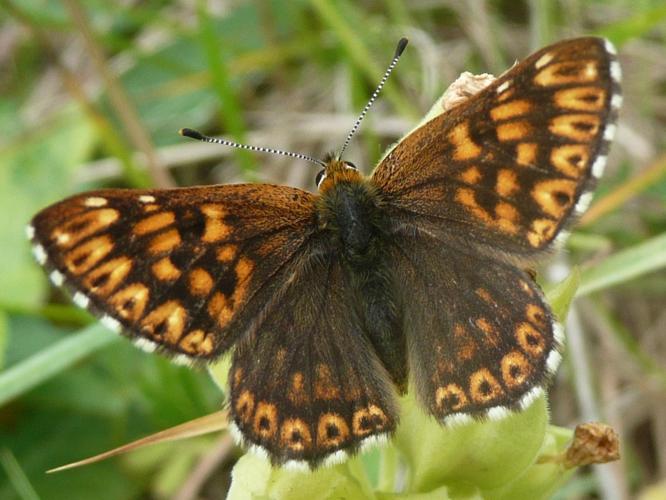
[228,453,375,499]
[577,232,666,297]
[595,5,666,45]
[0,324,119,406]
[485,425,574,500]
[0,106,95,309]
[0,448,40,500]
[394,394,549,493]
[545,267,580,320]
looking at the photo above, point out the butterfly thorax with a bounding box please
[315,160,407,390]
[316,160,385,264]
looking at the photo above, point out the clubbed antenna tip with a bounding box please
[395,38,409,58]
[179,127,326,167]
[338,37,409,159]
[179,128,203,140]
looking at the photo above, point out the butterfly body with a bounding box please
[28,37,621,469]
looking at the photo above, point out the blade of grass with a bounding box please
[580,153,666,226]
[195,0,256,176]
[2,0,151,188]
[588,300,666,387]
[595,4,666,45]
[577,232,666,297]
[48,410,228,473]
[0,325,119,406]
[0,448,40,500]
[64,0,174,188]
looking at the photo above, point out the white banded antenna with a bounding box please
[179,128,326,167]
[338,37,409,159]
[181,38,409,168]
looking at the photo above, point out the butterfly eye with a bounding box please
[315,169,327,187]
[344,161,358,170]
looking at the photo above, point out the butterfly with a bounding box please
[28,37,621,470]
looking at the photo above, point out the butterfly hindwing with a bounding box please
[389,234,562,423]
[29,184,317,360]
[229,247,398,468]
[373,37,621,258]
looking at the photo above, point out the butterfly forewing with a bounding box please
[29,185,317,360]
[373,37,621,258]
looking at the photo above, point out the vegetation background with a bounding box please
[0,0,665,498]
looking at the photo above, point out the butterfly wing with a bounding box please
[28,184,317,360]
[373,37,621,258]
[389,235,562,423]
[372,37,621,422]
[229,246,398,468]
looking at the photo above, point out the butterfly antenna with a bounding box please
[179,128,327,167]
[338,37,408,159]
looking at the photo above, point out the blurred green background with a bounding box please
[1,0,665,498]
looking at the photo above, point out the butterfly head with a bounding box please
[316,157,361,193]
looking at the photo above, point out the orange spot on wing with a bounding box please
[201,204,232,243]
[535,60,599,86]
[490,99,532,121]
[188,268,214,296]
[280,418,312,452]
[109,283,150,321]
[526,304,548,328]
[314,364,341,400]
[233,367,243,388]
[458,166,482,184]
[449,122,482,160]
[455,188,519,235]
[435,383,469,412]
[501,351,533,388]
[352,405,389,436]
[253,402,278,439]
[496,169,519,197]
[288,372,309,404]
[469,368,503,404]
[205,256,255,327]
[528,218,558,247]
[208,293,233,328]
[133,211,175,236]
[453,323,478,361]
[475,287,494,304]
[494,202,519,234]
[84,256,132,296]
[475,317,500,346]
[235,390,254,423]
[64,235,114,274]
[141,300,187,343]
[151,257,181,281]
[149,229,181,254]
[555,86,606,111]
[516,322,547,357]
[317,413,350,448]
[180,329,214,355]
[497,121,531,141]
[532,178,577,218]
[516,143,538,166]
[549,114,600,141]
[216,244,238,262]
[52,208,119,249]
[551,144,590,178]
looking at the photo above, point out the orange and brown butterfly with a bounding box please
[27,36,621,470]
